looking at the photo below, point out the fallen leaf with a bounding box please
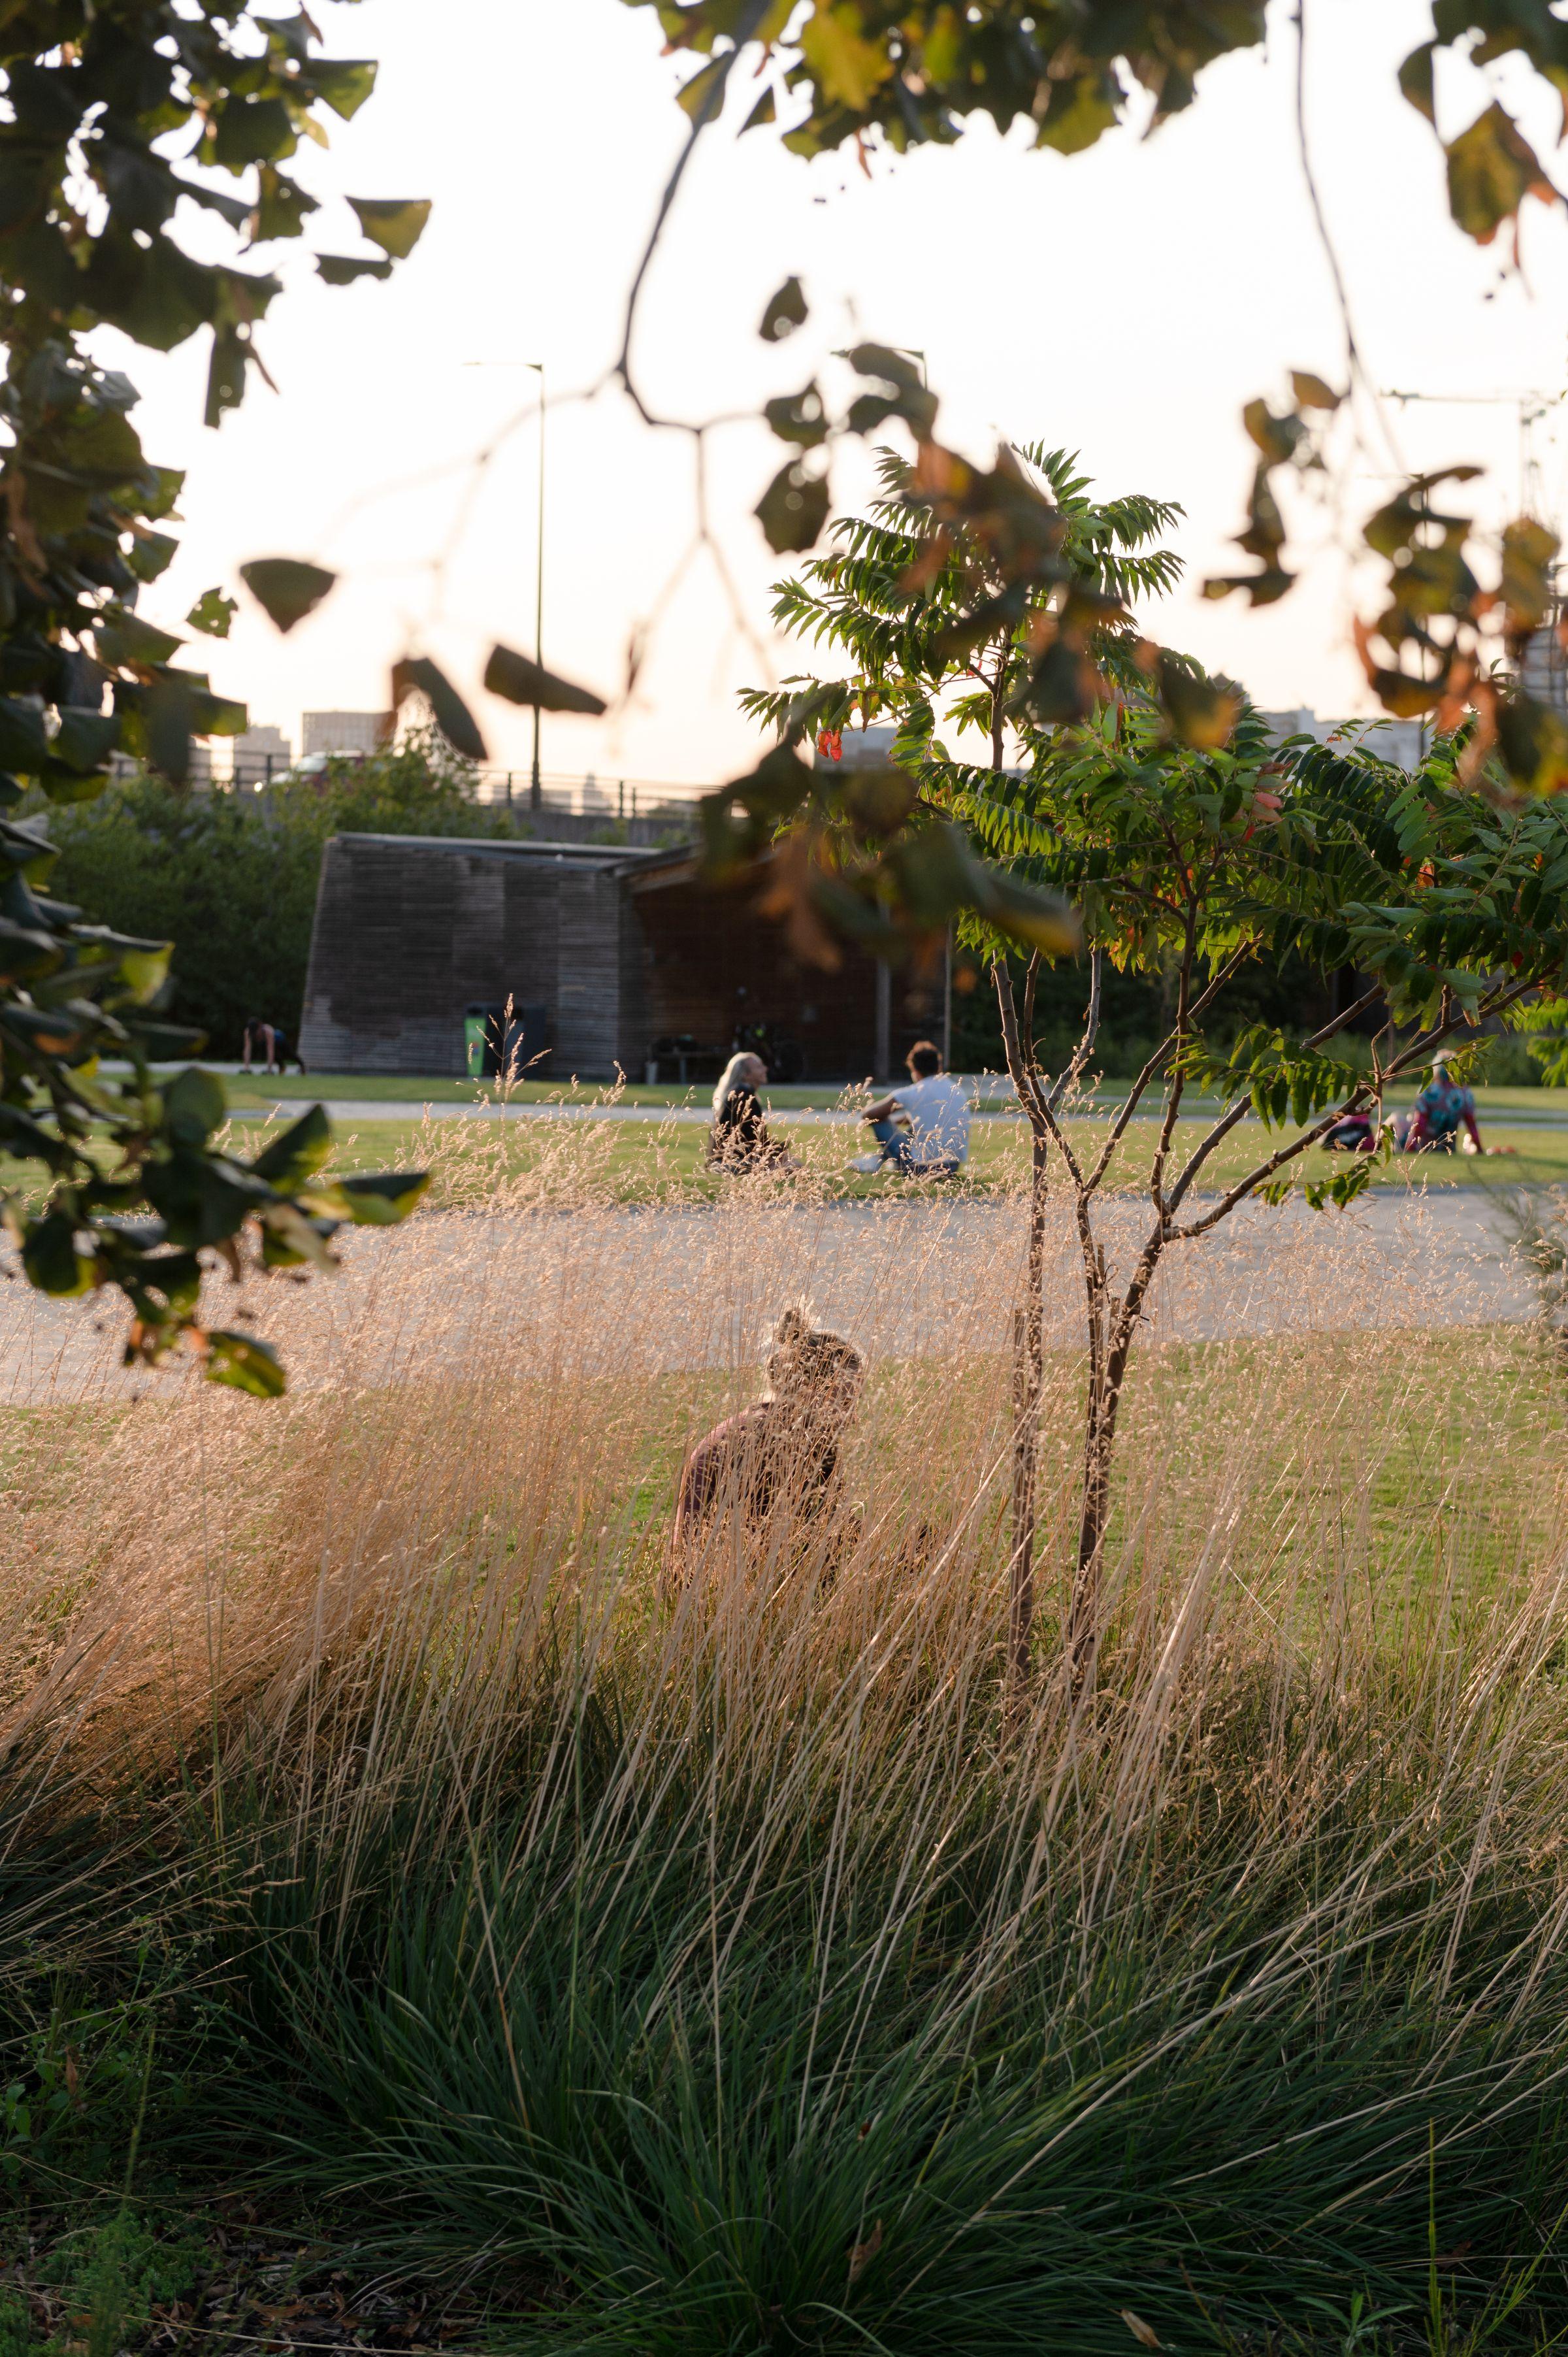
[1120,2311,1162,2350]
[847,2218,883,2284]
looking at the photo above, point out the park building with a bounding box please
[297,831,931,1085]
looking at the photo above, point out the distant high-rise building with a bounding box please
[302,710,389,757]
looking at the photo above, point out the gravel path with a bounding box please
[0,1189,1539,1409]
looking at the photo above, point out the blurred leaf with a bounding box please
[391,656,487,761]
[250,1102,333,1190]
[52,708,120,774]
[1501,516,1559,637]
[347,197,431,259]
[759,274,807,341]
[678,55,728,120]
[163,1064,227,1146]
[1446,101,1558,244]
[186,586,238,638]
[741,86,777,133]
[757,458,830,553]
[1242,399,1304,465]
[0,916,61,982]
[764,380,828,448]
[94,612,183,668]
[1497,691,1568,794]
[310,60,378,120]
[1157,655,1241,750]
[240,557,337,633]
[306,1169,430,1225]
[1398,41,1436,124]
[21,1211,91,1296]
[203,1328,287,1397]
[316,253,393,284]
[1290,370,1341,412]
[799,4,892,109]
[485,643,608,716]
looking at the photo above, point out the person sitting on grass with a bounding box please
[669,1308,864,1572]
[851,1040,970,1178]
[708,1051,796,1172]
[1399,1048,1483,1155]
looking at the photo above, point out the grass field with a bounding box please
[214,1104,1568,1202]
[7,1165,1568,2352]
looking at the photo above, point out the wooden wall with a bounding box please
[299,835,630,1076]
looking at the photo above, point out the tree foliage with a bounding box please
[0,1,433,1389]
[42,737,509,1058]
[749,453,1568,1686]
[634,3,1568,252]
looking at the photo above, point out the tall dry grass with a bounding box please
[2,1129,1567,2350]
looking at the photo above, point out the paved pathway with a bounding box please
[0,1189,1541,1409]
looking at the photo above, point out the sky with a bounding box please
[102,0,1568,791]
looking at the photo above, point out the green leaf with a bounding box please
[52,708,120,772]
[759,274,807,341]
[1446,101,1558,245]
[162,1065,228,1146]
[391,657,486,761]
[756,459,830,553]
[127,530,178,584]
[678,55,728,120]
[1290,370,1341,412]
[316,252,394,285]
[203,1328,287,1398]
[764,380,828,448]
[303,1170,430,1225]
[94,612,184,668]
[186,587,238,638]
[483,644,608,716]
[0,698,50,772]
[20,1210,91,1296]
[347,197,431,259]
[239,558,337,633]
[0,916,61,982]
[741,86,777,133]
[798,3,892,109]
[309,60,379,120]
[249,1102,333,1190]
[1398,41,1436,125]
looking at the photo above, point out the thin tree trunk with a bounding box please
[1066,1243,1162,1692]
[1007,1119,1048,1686]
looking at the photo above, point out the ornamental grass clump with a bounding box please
[1,1179,1567,2351]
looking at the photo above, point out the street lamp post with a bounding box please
[526,360,545,812]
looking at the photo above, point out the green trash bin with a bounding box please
[464,1008,489,1080]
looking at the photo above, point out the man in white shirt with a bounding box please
[851,1040,970,1176]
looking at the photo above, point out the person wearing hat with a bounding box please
[1403,1048,1483,1154]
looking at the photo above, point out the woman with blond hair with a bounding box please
[670,1308,864,1568]
[707,1050,796,1172]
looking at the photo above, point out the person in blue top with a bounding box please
[1402,1049,1483,1154]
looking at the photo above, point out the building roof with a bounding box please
[330,831,661,872]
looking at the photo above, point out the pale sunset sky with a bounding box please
[100,0,1568,789]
